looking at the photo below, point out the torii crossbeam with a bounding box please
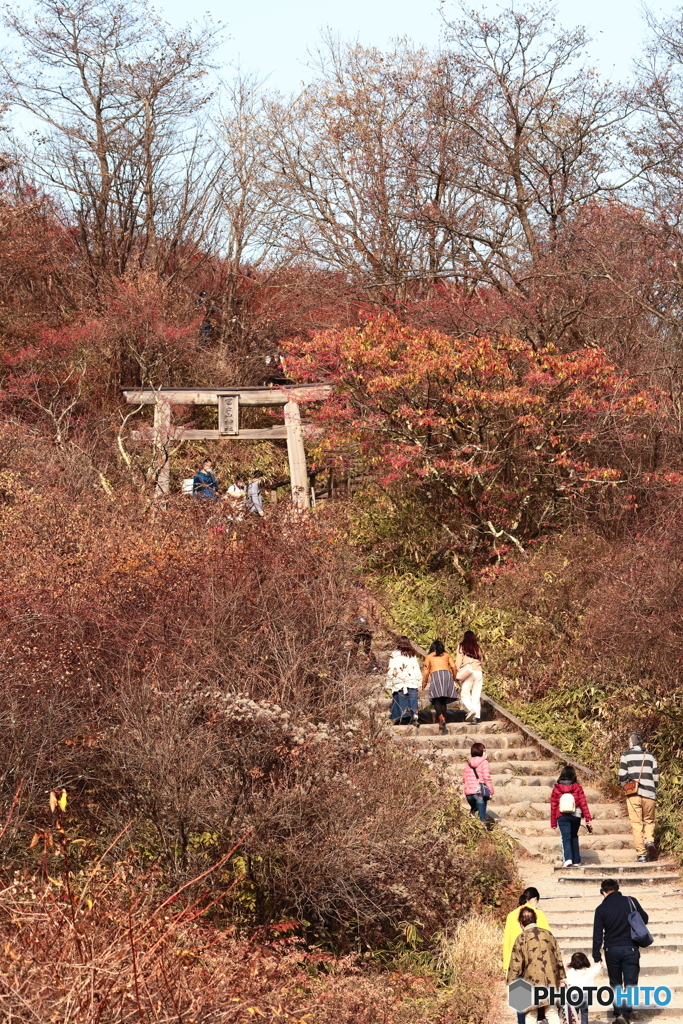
[121,385,331,509]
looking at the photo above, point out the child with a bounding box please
[564,952,602,1024]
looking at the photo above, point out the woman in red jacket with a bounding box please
[462,741,495,825]
[550,765,593,867]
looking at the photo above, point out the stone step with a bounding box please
[491,774,576,787]
[550,907,683,919]
[555,951,683,976]
[494,801,624,819]
[413,749,548,765]
[487,761,561,775]
[557,870,680,886]
[546,901,683,921]
[507,820,632,836]
[405,741,538,757]
[519,835,636,853]
[553,861,678,876]
[392,721,504,735]
[449,770,575,786]
[552,926,683,940]
[565,942,683,958]
[488,785,604,805]
[442,761,561,776]
[549,920,683,935]
[396,730,528,747]
[395,736,523,752]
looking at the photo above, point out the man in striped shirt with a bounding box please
[619,733,659,863]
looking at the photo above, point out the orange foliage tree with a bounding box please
[288,317,660,568]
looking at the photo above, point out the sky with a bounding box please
[154,0,679,93]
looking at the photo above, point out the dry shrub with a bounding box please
[0,867,444,1023]
[0,473,516,945]
[437,914,504,1024]
[0,850,511,1023]
[484,510,683,849]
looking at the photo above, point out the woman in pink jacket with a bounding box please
[462,741,495,825]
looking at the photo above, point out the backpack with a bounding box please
[558,791,576,814]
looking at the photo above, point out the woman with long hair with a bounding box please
[421,639,458,734]
[456,629,484,723]
[386,636,421,726]
[550,765,593,867]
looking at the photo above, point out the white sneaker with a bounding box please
[563,859,573,867]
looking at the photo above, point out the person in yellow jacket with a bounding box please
[504,887,551,1024]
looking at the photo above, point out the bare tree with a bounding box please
[266,38,466,301]
[216,73,290,316]
[433,3,638,343]
[1,0,222,285]
[265,9,639,341]
[594,6,683,447]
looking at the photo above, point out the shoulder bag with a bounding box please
[623,754,646,797]
[627,897,654,947]
[471,763,491,800]
[456,658,474,682]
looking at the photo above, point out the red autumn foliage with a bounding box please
[0,468,515,950]
[0,860,452,1024]
[287,316,665,568]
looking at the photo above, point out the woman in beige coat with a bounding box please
[456,629,484,723]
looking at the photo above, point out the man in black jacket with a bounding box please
[593,878,649,1023]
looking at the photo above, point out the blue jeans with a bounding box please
[605,945,639,1017]
[558,813,581,863]
[566,1004,588,1024]
[466,793,489,823]
[390,689,418,722]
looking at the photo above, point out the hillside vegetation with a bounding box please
[2,0,683,1019]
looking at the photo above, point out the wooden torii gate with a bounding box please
[121,384,331,509]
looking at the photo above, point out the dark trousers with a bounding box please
[566,1005,588,1024]
[558,813,581,863]
[466,793,489,823]
[432,696,454,720]
[605,945,640,1017]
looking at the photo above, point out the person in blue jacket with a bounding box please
[193,458,219,500]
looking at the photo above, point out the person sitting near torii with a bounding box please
[193,458,219,500]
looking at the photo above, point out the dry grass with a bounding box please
[437,913,505,1024]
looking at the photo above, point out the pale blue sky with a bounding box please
[155,0,677,92]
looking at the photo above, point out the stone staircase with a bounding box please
[379,689,683,1021]
[388,714,635,863]
[543,873,683,1022]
